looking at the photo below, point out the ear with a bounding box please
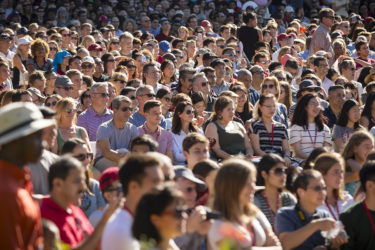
[52,178,63,191]
[150,214,161,228]
[296,187,305,198]
[183,150,189,159]
[260,170,268,180]
[128,180,140,193]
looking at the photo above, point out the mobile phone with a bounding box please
[206,211,221,220]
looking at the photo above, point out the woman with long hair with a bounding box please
[360,92,375,130]
[108,37,120,52]
[44,94,62,111]
[101,53,116,77]
[278,81,293,112]
[178,26,189,41]
[250,94,291,165]
[156,88,173,119]
[208,158,281,249]
[230,84,253,123]
[118,58,138,80]
[47,41,59,60]
[55,98,91,154]
[254,154,297,230]
[110,72,128,95]
[342,130,374,196]
[314,152,355,220]
[26,38,53,73]
[332,99,363,152]
[290,94,332,164]
[160,59,177,87]
[132,183,187,250]
[205,96,253,160]
[13,36,32,89]
[171,101,199,165]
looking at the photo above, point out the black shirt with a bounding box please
[237,25,259,61]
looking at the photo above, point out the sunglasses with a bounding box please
[126,65,136,69]
[309,185,327,192]
[45,101,57,107]
[219,45,225,49]
[58,86,74,91]
[112,41,120,45]
[272,167,287,176]
[74,153,93,162]
[49,47,57,51]
[163,97,171,102]
[260,60,270,65]
[121,106,133,112]
[107,59,116,62]
[263,84,274,89]
[82,94,90,99]
[130,96,136,100]
[94,92,110,98]
[223,53,236,57]
[162,207,188,219]
[201,81,208,87]
[66,108,78,114]
[325,15,335,19]
[115,79,126,84]
[62,33,70,37]
[142,93,156,98]
[82,64,93,69]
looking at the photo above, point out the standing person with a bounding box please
[0,102,55,249]
[254,154,297,230]
[237,11,262,64]
[290,94,332,164]
[314,153,355,220]
[13,36,31,89]
[309,8,335,57]
[340,162,375,249]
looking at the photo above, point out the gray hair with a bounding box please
[135,85,153,97]
[90,82,108,94]
[111,95,132,110]
[237,69,251,79]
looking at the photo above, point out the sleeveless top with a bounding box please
[214,121,246,156]
[57,126,84,154]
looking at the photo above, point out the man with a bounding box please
[339,59,363,94]
[309,8,335,57]
[129,85,166,128]
[249,65,265,96]
[182,132,209,170]
[101,154,164,249]
[187,14,198,30]
[272,33,292,61]
[41,156,121,248]
[29,70,46,93]
[92,57,109,82]
[323,85,346,128]
[54,75,74,98]
[155,18,171,42]
[77,82,113,141]
[68,56,82,71]
[171,49,184,69]
[142,62,165,93]
[120,86,138,110]
[0,33,14,66]
[355,40,375,69]
[237,11,262,62]
[140,15,152,34]
[81,56,95,78]
[138,100,173,159]
[0,103,55,249]
[66,69,83,99]
[203,38,217,54]
[80,23,92,39]
[219,25,231,40]
[27,87,45,106]
[313,56,330,93]
[276,170,347,250]
[119,32,133,57]
[171,67,196,96]
[253,52,270,73]
[59,27,71,50]
[237,69,258,105]
[192,72,216,112]
[130,135,159,153]
[211,59,230,96]
[340,161,375,249]
[111,16,123,37]
[95,96,139,172]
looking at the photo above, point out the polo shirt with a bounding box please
[77,106,113,141]
[212,80,230,96]
[138,124,173,154]
[323,106,338,129]
[40,197,94,248]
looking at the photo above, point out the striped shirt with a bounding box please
[289,123,331,163]
[77,106,113,141]
[251,120,288,156]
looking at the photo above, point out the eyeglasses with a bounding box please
[223,53,236,57]
[263,84,274,89]
[201,81,208,87]
[130,96,136,100]
[126,65,136,69]
[260,60,270,65]
[82,64,93,69]
[325,15,335,19]
[49,47,57,51]
[309,185,327,192]
[121,106,133,112]
[112,41,119,45]
[93,92,110,98]
[57,86,74,91]
[82,94,90,99]
[272,167,287,176]
[219,45,225,49]
[66,108,78,114]
[114,79,126,84]
[185,109,194,115]
[142,93,156,98]
[162,207,188,219]
[73,153,93,162]
[45,101,57,107]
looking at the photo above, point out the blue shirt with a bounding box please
[276,205,331,250]
[129,111,167,129]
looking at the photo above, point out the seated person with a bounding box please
[130,134,159,153]
[182,132,210,170]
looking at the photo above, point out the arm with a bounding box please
[345,159,361,183]
[291,141,309,159]
[79,127,92,152]
[97,140,127,162]
[360,116,369,129]
[250,133,266,156]
[333,138,344,153]
[240,124,254,157]
[205,122,232,159]
[257,29,263,42]
[13,55,26,73]
[282,139,291,167]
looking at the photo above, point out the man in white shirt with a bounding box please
[0,33,15,67]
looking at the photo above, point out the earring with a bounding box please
[217,116,223,120]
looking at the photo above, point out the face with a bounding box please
[252,68,265,82]
[137,166,164,198]
[0,65,10,80]
[354,139,374,162]
[184,142,209,169]
[159,93,172,112]
[323,12,335,27]
[262,80,277,96]
[62,103,77,122]
[176,178,197,209]
[323,163,344,190]
[145,106,162,125]
[115,101,133,123]
[82,63,94,76]
[264,163,287,189]
[70,74,82,93]
[359,43,370,58]
[206,72,216,86]
[91,86,109,107]
[330,89,346,108]
[59,167,86,206]
[138,88,155,106]
[72,144,92,169]
[305,97,321,119]
[19,130,44,163]
[145,66,161,83]
[181,74,194,91]
[220,102,235,122]
[120,37,133,52]
[302,177,327,207]
[235,90,247,108]
[333,43,344,56]
[239,173,256,207]
[214,64,225,79]
[348,105,361,123]
[316,59,329,76]
[343,62,356,81]
[70,58,82,70]
[257,57,270,71]
[259,97,276,118]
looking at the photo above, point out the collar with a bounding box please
[42,196,73,215]
[143,123,161,135]
[320,22,330,32]
[88,105,112,116]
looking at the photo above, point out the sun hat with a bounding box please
[174,166,207,192]
[27,87,46,101]
[18,36,32,46]
[0,102,55,145]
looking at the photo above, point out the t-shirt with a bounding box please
[331,125,355,145]
[340,201,375,250]
[81,179,106,217]
[96,120,139,159]
[101,209,140,250]
[317,192,354,221]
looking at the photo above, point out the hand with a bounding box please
[331,234,348,248]
[103,193,124,219]
[312,218,336,231]
[186,206,207,234]
[196,115,205,128]
[284,156,291,167]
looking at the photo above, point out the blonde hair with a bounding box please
[261,76,280,100]
[55,98,77,126]
[81,35,96,49]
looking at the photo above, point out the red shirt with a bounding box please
[356,57,375,69]
[0,160,42,249]
[40,197,94,248]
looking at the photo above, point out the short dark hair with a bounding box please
[268,62,282,72]
[48,156,82,191]
[360,161,375,192]
[285,59,298,69]
[119,154,161,196]
[242,11,256,24]
[182,132,209,152]
[143,100,162,113]
[120,86,136,96]
[130,135,159,152]
[355,40,367,52]
[203,37,215,47]
[257,153,285,186]
[210,58,225,68]
[328,84,344,94]
[201,66,215,75]
[339,59,354,74]
[293,169,322,196]
[143,62,157,75]
[29,70,45,85]
[61,138,86,154]
[172,38,183,48]
[313,56,327,67]
[192,159,219,179]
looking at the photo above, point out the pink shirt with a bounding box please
[137,124,173,154]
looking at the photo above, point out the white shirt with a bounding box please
[322,77,334,94]
[101,209,140,250]
[317,192,355,220]
[172,130,188,165]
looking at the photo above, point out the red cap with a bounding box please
[201,20,210,28]
[99,15,108,22]
[88,43,103,51]
[99,167,119,191]
[281,54,294,66]
[277,33,292,42]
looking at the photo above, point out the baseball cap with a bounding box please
[27,87,46,100]
[174,166,207,192]
[285,5,294,13]
[280,54,295,66]
[99,167,120,191]
[18,37,32,46]
[277,33,292,42]
[55,75,73,88]
[159,40,171,53]
[88,43,103,51]
[82,56,95,64]
[299,79,321,91]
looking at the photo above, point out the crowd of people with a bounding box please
[1,0,375,249]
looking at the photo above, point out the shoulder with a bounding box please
[323,124,331,132]
[290,124,303,130]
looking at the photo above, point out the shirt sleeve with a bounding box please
[96,124,109,141]
[275,209,297,236]
[166,131,174,151]
[323,125,332,144]
[289,125,302,145]
[331,125,343,139]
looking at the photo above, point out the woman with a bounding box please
[290,94,332,164]
[314,153,355,220]
[360,92,375,130]
[108,37,120,52]
[156,88,173,119]
[254,154,297,230]
[171,101,199,165]
[119,58,138,80]
[191,92,210,127]
[26,38,53,73]
[132,51,145,77]
[278,81,293,113]
[13,36,31,89]
[132,183,187,250]
[110,72,127,95]
[342,130,374,196]
[205,96,253,160]
[47,41,59,60]
[81,35,96,49]
[250,94,291,165]
[231,84,253,123]
[178,26,189,41]
[70,31,79,48]
[44,94,62,111]
[260,77,289,128]
[332,99,363,152]
[208,158,281,249]
[160,60,177,87]
[55,98,91,154]
[80,90,91,112]
[101,53,116,77]
[61,138,105,217]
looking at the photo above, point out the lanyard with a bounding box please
[143,124,161,141]
[262,120,274,147]
[307,126,317,146]
[325,199,339,221]
[124,204,134,218]
[240,221,257,246]
[262,191,280,231]
[362,201,375,236]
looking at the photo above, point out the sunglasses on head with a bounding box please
[74,153,93,162]
[66,108,78,114]
[263,84,274,89]
[94,92,110,98]
[45,101,57,107]
[115,79,126,84]
[272,167,287,176]
[121,106,133,112]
